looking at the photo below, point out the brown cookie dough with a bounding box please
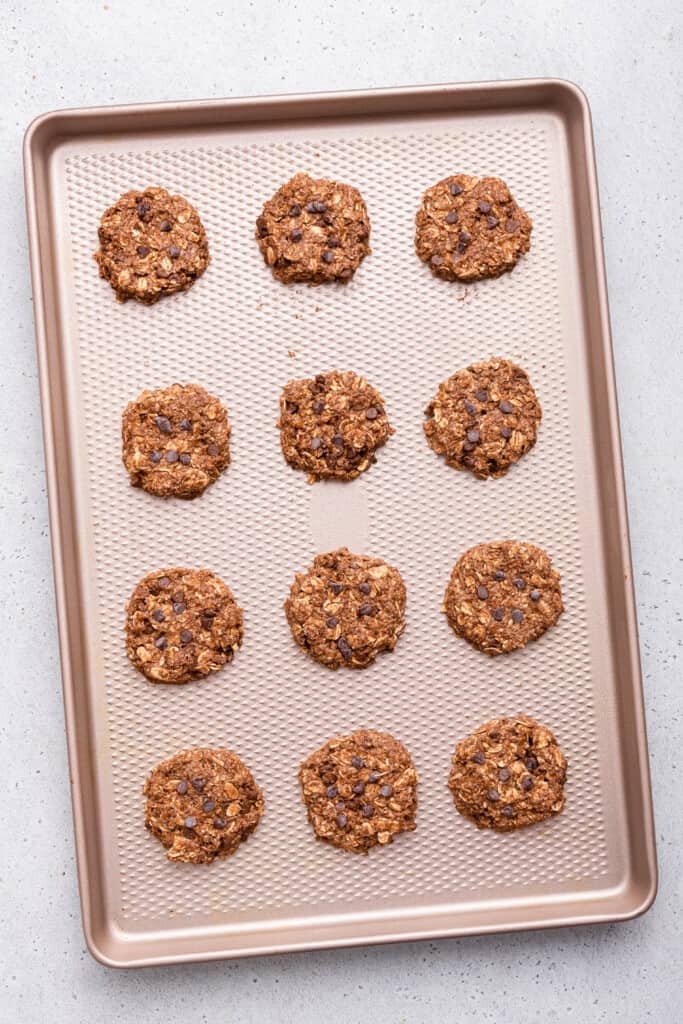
[126,568,243,684]
[448,715,567,831]
[256,173,371,284]
[424,358,541,479]
[278,370,393,482]
[443,541,563,655]
[415,174,532,282]
[144,748,264,863]
[122,383,230,499]
[284,548,406,669]
[94,186,209,303]
[299,729,418,853]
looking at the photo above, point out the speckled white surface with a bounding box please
[1,1,681,1021]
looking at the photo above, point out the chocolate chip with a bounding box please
[464,400,477,415]
[380,784,393,798]
[179,418,191,430]
[192,778,206,792]
[499,399,513,414]
[506,219,520,233]
[322,249,336,263]
[493,570,506,581]
[176,779,188,795]
[358,604,375,616]
[166,450,179,463]
[462,442,474,452]
[136,245,150,257]
[207,444,219,456]
[525,756,538,771]
[155,415,172,434]
[512,578,525,591]
[487,788,500,802]
[351,755,364,768]
[152,609,165,622]
[326,784,338,798]
[476,585,489,600]
[180,629,193,644]
[471,751,486,764]
[306,200,328,214]
[449,182,463,196]
[136,200,151,218]
[290,228,303,242]
[500,426,512,439]
[501,806,514,818]
[336,813,348,828]
[289,203,301,217]
[312,400,324,415]
[475,389,488,402]
[328,236,341,248]
[521,776,534,791]
[486,215,499,228]
[491,607,504,621]
[329,581,343,595]
[213,816,227,829]
[335,799,346,810]
[337,637,353,660]
[455,242,467,254]
[445,210,459,224]
[168,245,181,258]
[368,771,380,783]
[310,437,323,450]
[358,582,371,595]
[353,782,365,795]
[149,450,162,463]
[361,804,374,818]
[179,453,191,465]
[172,589,184,603]
[202,798,216,813]
[159,219,172,232]
[467,428,480,443]
[184,816,197,829]
[173,602,186,615]
[366,406,380,421]
[155,636,167,650]
[498,768,511,782]
[530,590,542,602]
[158,576,171,588]
[201,616,214,630]
[511,609,524,623]
[478,200,491,213]
[332,434,344,451]
[430,254,444,266]
[459,232,471,245]
[326,616,338,628]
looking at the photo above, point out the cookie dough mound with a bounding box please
[415,174,531,282]
[284,548,406,669]
[424,358,541,479]
[126,568,243,683]
[443,541,563,655]
[278,370,393,482]
[299,729,418,852]
[256,172,371,284]
[122,383,230,499]
[144,748,264,863]
[448,715,567,831]
[95,186,209,303]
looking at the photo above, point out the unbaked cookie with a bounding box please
[415,174,531,282]
[126,568,243,683]
[95,186,209,303]
[278,370,393,482]
[144,748,264,863]
[443,541,563,655]
[256,173,371,284]
[299,729,418,853]
[122,383,230,499]
[448,715,567,831]
[424,358,541,479]
[284,548,406,669]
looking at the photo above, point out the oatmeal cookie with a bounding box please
[443,541,563,655]
[415,174,531,282]
[122,383,230,499]
[95,186,210,303]
[284,548,406,669]
[256,173,371,284]
[144,748,264,863]
[299,729,418,852]
[448,715,567,831]
[424,358,541,479]
[126,568,243,683]
[278,370,393,482]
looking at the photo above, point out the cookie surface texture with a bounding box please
[415,174,531,282]
[299,729,418,852]
[126,568,244,683]
[122,383,230,499]
[95,186,209,303]
[256,172,371,284]
[278,370,393,482]
[284,548,406,669]
[144,748,264,863]
[448,715,567,831]
[443,540,563,655]
[424,358,541,479]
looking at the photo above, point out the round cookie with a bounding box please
[299,729,418,853]
[284,548,406,669]
[443,540,563,655]
[278,370,394,482]
[95,186,209,303]
[415,174,531,282]
[256,172,371,284]
[424,358,541,479]
[126,568,244,684]
[144,748,264,863]
[448,715,567,831]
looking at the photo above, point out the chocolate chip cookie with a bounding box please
[95,186,210,303]
[284,548,406,669]
[256,173,371,284]
[278,370,393,482]
[299,729,418,853]
[126,568,244,683]
[424,358,541,479]
[443,541,563,655]
[448,715,567,831]
[122,383,230,499]
[144,748,264,863]
[415,174,532,282]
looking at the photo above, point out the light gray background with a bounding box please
[1,1,680,1021]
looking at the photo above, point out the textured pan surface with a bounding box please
[24,82,655,965]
